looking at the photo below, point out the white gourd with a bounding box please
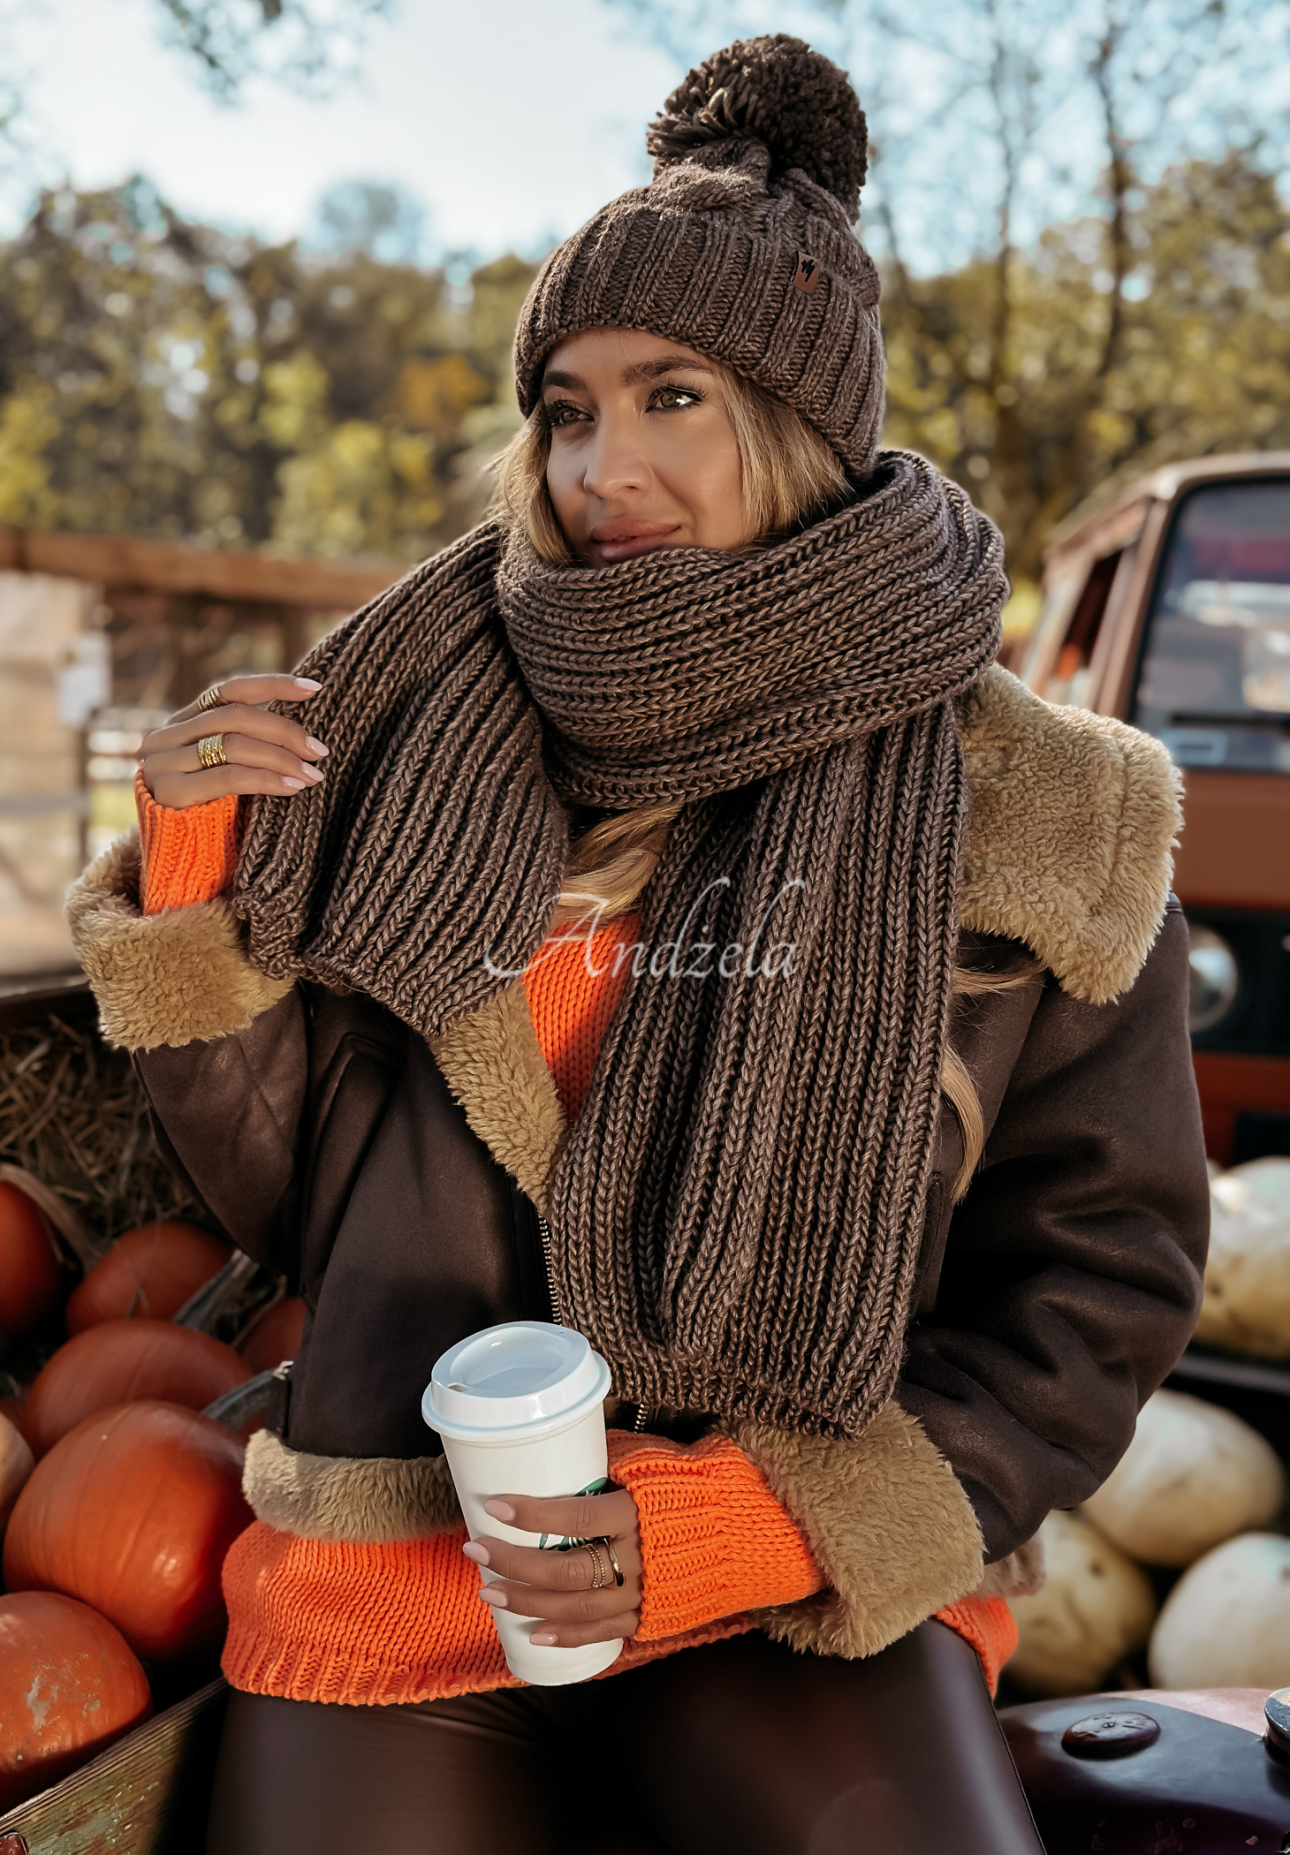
[0,1411,33,1534]
[1150,1533,1290,1690]
[1082,1388,1285,1567]
[1006,1509,1157,1697]
[1196,1158,1290,1357]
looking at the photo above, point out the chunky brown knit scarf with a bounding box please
[234,449,1005,1438]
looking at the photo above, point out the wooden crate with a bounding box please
[0,1679,228,1854]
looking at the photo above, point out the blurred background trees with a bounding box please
[0,0,541,565]
[0,176,537,560]
[609,0,1290,615]
[149,0,392,102]
[881,153,1290,585]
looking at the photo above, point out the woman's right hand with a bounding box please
[139,674,328,810]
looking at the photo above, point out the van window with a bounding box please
[1044,548,1124,705]
[1133,478,1290,773]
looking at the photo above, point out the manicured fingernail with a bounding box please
[462,1541,489,1565]
[283,777,305,790]
[294,677,322,691]
[305,736,329,755]
[483,1500,515,1522]
[478,1587,507,1608]
[531,1631,557,1645]
[300,765,324,783]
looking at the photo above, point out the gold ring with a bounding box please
[604,1540,625,1589]
[196,683,226,714]
[197,733,228,770]
[585,1541,606,1590]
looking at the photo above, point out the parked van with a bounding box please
[1015,454,1290,1163]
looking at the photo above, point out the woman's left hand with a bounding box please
[463,1488,643,1648]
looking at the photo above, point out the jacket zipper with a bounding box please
[536,1207,651,1432]
[536,1211,565,1327]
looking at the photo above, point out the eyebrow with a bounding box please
[541,355,716,392]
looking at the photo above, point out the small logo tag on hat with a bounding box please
[794,253,822,294]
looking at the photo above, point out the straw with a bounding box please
[0,1015,199,1259]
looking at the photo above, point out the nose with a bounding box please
[580,412,653,502]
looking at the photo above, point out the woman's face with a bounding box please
[540,327,756,566]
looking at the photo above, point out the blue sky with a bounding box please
[4,0,680,254]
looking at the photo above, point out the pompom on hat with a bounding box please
[512,35,885,479]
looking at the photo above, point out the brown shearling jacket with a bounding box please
[66,665,1210,1663]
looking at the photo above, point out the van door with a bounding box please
[1128,472,1290,1163]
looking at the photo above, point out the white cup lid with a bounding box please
[422,1321,609,1437]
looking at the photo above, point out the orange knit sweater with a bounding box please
[134,777,1017,1698]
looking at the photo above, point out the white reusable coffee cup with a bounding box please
[422,1320,622,1686]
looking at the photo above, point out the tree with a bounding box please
[308,181,435,269]
[0,178,538,560]
[604,0,1290,580]
[883,155,1290,580]
[152,0,390,101]
[0,0,390,172]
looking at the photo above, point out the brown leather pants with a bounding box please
[206,1622,1044,1855]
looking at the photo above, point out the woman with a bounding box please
[68,35,1209,1855]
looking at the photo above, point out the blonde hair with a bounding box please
[491,350,1025,1198]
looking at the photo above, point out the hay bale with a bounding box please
[0,1016,197,1260]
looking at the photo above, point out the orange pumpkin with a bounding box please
[239,1295,306,1375]
[0,1410,33,1535]
[66,1221,231,1334]
[22,1319,252,1458]
[0,1590,151,1811]
[4,1401,252,1663]
[0,1179,61,1341]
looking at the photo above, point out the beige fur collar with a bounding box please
[428,979,565,1214]
[956,665,1182,1008]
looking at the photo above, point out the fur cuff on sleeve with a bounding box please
[727,1401,1036,1660]
[65,828,293,1052]
[242,1429,462,1542]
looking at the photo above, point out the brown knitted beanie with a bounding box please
[512,35,885,478]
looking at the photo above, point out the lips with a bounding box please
[589,520,680,564]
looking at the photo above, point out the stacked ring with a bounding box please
[582,1536,624,1591]
[196,683,226,714]
[197,734,228,770]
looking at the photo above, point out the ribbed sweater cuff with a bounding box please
[135,770,240,915]
[933,1595,1018,1698]
[606,1429,823,1643]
